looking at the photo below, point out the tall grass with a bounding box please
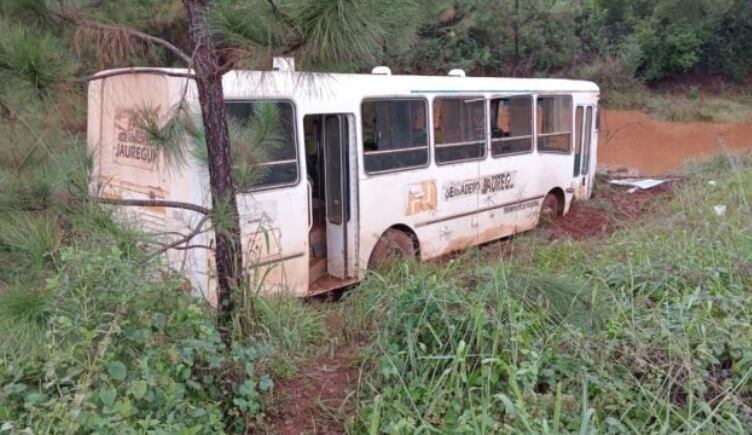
[255,295,327,357]
[344,153,752,433]
[0,284,54,361]
[0,213,62,283]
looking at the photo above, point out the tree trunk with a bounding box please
[182,0,243,342]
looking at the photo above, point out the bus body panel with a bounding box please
[476,152,541,246]
[236,185,310,297]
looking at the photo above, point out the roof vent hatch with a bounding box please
[273,57,295,72]
[371,66,392,75]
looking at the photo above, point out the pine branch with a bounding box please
[265,0,302,37]
[52,9,193,65]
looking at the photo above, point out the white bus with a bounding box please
[88,65,599,304]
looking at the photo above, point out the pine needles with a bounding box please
[0,20,75,94]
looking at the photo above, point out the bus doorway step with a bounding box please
[309,257,328,284]
[308,275,358,296]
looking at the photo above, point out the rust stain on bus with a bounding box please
[101,190,122,200]
[441,224,528,257]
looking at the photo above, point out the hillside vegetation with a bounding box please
[1,0,752,433]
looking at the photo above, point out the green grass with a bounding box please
[257,296,326,355]
[337,153,752,433]
[604,86,752,123]
[0,284,54,361]
[0,213,62,282]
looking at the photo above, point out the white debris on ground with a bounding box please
[713,205,727,216]
[608,178,672,192]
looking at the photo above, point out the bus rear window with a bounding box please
[225,100,298,190]
[491,96,533,156]
[362,99,428,173]
[537,96,572,153]
[433,97,487,164]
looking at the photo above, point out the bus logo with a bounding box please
[406,181,438,216]
[444,172,515,200]
[113,109,159,169]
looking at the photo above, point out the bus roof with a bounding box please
[91,67,600,102]
[223,70,600,96]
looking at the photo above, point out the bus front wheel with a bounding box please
[368,229,416,269]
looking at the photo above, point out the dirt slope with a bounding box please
[598,110,752,175]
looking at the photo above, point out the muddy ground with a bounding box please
[270,351,359,435]
[599,110,752,176]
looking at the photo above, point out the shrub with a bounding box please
[0,245,273,433]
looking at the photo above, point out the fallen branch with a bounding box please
[149,214,212,258]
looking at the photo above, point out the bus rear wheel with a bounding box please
[368,229,416,269]
[541,193,562,220]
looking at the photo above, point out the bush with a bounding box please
[0,245,273,433]
[571,55,643,94]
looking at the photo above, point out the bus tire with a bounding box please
[368,229,416,269]
[541,192,562,220]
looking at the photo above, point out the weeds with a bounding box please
[0,213,62,282]
[343,153,752,433]
[0,284,54,361]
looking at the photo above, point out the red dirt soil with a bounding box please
[598,110,752,176]
[545,180,676,240]
[271,351,359,435]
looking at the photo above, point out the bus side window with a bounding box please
[490,96,533,157]
[537,96,572,153]
[573,106,584,176]
[225,100,298,190]
[361,99,429,174]
[433,97,487,164]
[582,107,593,175]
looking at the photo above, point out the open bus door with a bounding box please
[573,105,595,199]
[305,114,358,292]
